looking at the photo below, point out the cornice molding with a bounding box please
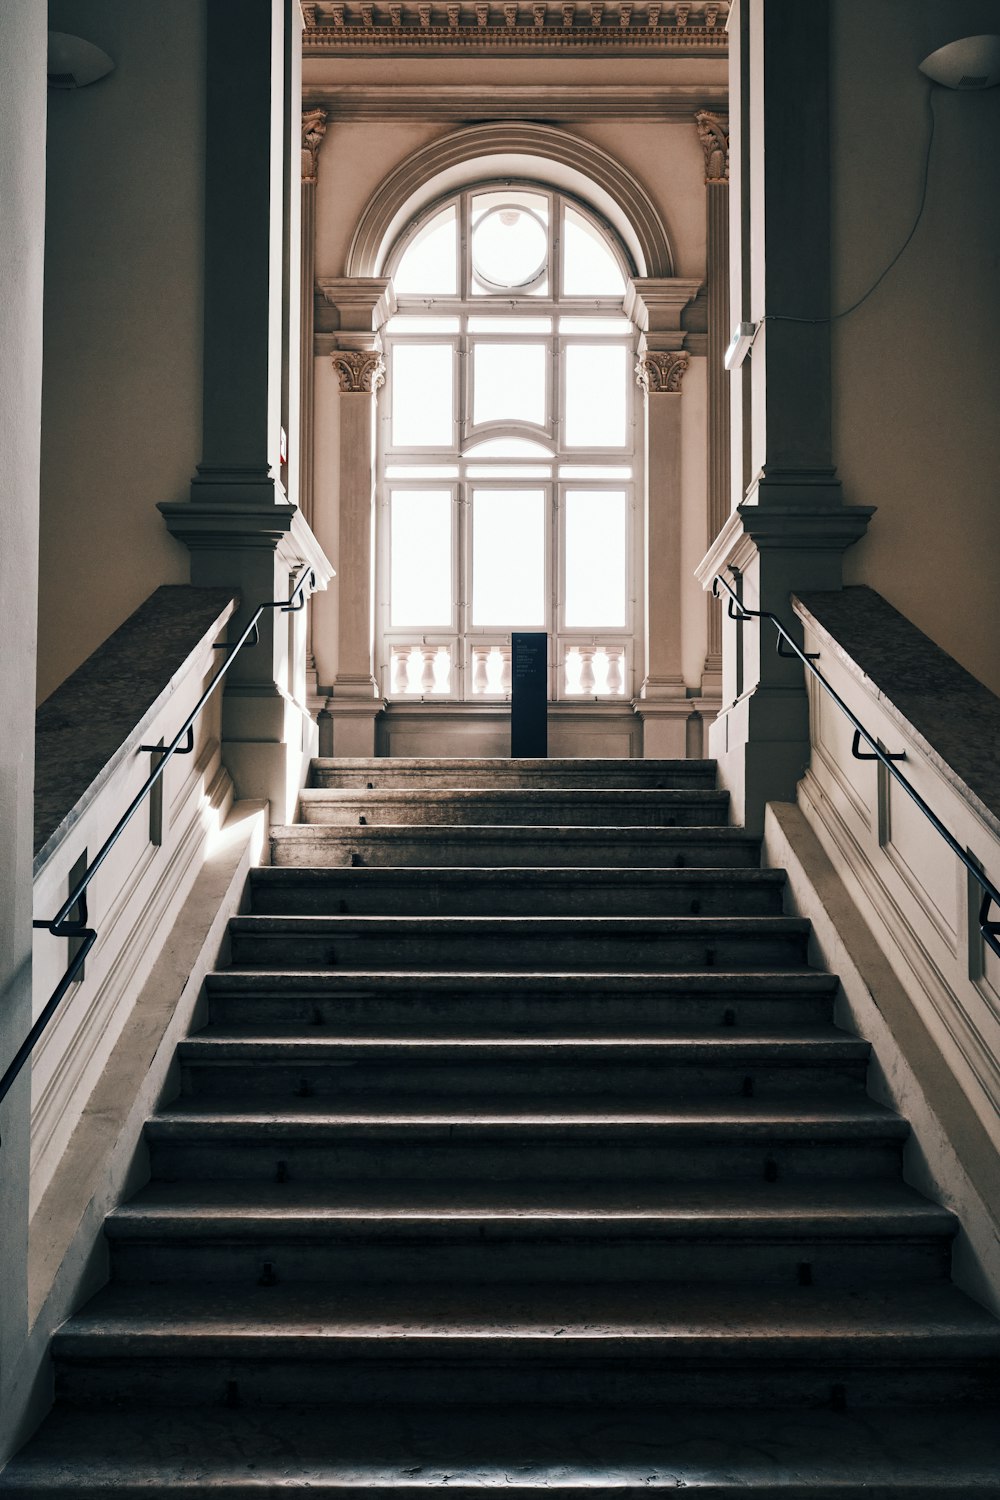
[301,107,329,183]
[303,84,727,121]
[303,0,727,51]
[635,349,690,393]
[694,108,729,182]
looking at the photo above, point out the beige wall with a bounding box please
[38,0,207,703]
[308,57,716,706]
[830,1,1000,695]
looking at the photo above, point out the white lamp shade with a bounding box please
[918,34,1000,89]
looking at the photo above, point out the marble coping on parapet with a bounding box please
[793,586,1000,843]
[34,587,238,875]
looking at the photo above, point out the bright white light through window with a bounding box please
[473,344,547,427]
[565,345,627,447]
[472,490,545,625]
[381,185,636,700]
[472,206,548,289]
[390,490,452,626]
[564,490,627,627]
[393,206,458,295]
[464,437,553,458]
[562,205,626,296]
[392,344,453,447]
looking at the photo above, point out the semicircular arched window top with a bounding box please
[391,186,629,301]
[379,184,638,705]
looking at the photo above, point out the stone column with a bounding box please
[695,110,730,697]
[300,107,329,717]
[300,108,328,530]
[694,0,872,831]
[626,278,701,758]
[0,0,45,1462]
[160,0,333,820]
[318,278,397,757]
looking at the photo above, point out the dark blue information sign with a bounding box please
[511,632,547,758]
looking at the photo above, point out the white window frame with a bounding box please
[377,181,642,705]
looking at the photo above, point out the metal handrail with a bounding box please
[712,570,1000,961]
[0,567,317,1115]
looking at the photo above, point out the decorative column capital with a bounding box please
[302,107,328,183]
[695,110,729,184]
[635,349,690,394]
[332,348,386,393]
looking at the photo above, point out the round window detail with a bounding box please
[471,205,548,290]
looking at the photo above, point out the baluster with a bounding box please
[500,647,512,695]
[420,647,437,695]
[579,646,596,695]
[473,648,488,696]
[434,648,451,694]
[606,646,624,696]
[392,649,409,696]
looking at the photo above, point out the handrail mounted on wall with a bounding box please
[0,567,317,1123]
[712,569,1000,961]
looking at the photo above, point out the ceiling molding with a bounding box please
[303,0,728,54]
[304,84,728,121]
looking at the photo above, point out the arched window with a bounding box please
[378,183,640,702]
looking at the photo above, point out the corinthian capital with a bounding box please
[332,349,386,394]
[302,107,328,183]
[635,350,690,394]
[694,110,729,184]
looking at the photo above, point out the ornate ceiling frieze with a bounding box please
[635,349,690,393]
[694,109,729,183]
[301,107,329,183]
[303,0,728,52]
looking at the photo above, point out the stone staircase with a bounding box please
[4,757,1000,1494]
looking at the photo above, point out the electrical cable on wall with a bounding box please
[725,81,938,367]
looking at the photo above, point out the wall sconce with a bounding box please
[919,34,1000,90]
[48,32,115,90]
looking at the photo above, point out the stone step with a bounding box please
[50,1281,1000,1408]
[204,970,840,1033]
[249,866,787,917]
[176,1033,870,1102]
[227,915,812,971]
[309,756,718,790]
[145,1103,909,1184]
[270,823,762,868]
[6,1402,1000,1497]
[105,1178,954,1288]
[298,787,730,828]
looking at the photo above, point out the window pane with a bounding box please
[385,314,461,334]
[390,490,452,626]
[473,210,548,286]
[385,465,460,478]
[473,344,547,427]
[393,206,458,295]
[559,316,633,335]
[468,316,552,334]
[564,345,627,447]
[466,465,552,479]
[392,345,453,448]
[562,206,626,296]
[564,490,627,627]
[559,465,632,479]
[464,437,552,458]
[472,489,545,625]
